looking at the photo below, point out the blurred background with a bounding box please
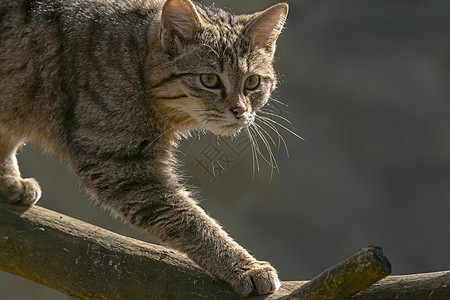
[2,0,450,298]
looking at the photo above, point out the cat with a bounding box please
[0,0,288,296]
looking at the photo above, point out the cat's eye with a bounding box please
[244,75,260,90]
[200,73,221,89]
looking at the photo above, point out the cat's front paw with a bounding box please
[229,260,280,297]
[0,176,41,205]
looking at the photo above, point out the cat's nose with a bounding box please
[231,106,247,119]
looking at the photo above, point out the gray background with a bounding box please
[2,0,450,298]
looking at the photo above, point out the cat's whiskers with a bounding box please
[255,116,289,156]
[269,97,289,107]
[254,122,282,180]
[262,98,289,115]
[252,123,279,164]
[258,115,304,141]
[245,127,259,178]
[234,108,303,178]
[253,120,278,148]
[259,110,292,125]
[247,126,269,164]
[248,124,279,181]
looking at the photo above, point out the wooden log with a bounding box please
[0,202,449,299]
[282,247,391,300]
[352,271,450,300]
[0,202,237,299]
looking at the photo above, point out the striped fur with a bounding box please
[0,0,288,296]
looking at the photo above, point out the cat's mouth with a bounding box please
[188,109,255,136]
[215,112,255,136]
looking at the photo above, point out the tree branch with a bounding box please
[284,247,391,300]
[352,271,450,300]
[0,203,448,299]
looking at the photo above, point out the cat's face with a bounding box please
[149,0,288,137]
[161,42,277,136]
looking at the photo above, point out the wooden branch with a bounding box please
[352,271,450,300]
[0,203,238,300]
[0,202,449,299]
[284,247,391,300]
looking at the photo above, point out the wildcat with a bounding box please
[0,0,288,296]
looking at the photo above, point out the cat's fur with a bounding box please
[0,0,288,296]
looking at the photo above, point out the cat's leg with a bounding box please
[119,191,280,297]
[0,129,41,205]
[77,158,279,297]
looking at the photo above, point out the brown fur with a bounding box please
[0,0,288,296]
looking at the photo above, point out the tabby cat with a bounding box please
[0,0,288,296]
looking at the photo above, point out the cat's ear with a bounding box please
[245,3,289,51]
[160,0,203,54]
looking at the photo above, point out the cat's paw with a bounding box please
[0,175,41,205]
[229,260,280,297]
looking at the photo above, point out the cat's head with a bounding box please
[148,0,288,137]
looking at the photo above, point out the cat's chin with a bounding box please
[219,127,245,137]
[208,123,246,137]
[216,117,255,136]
